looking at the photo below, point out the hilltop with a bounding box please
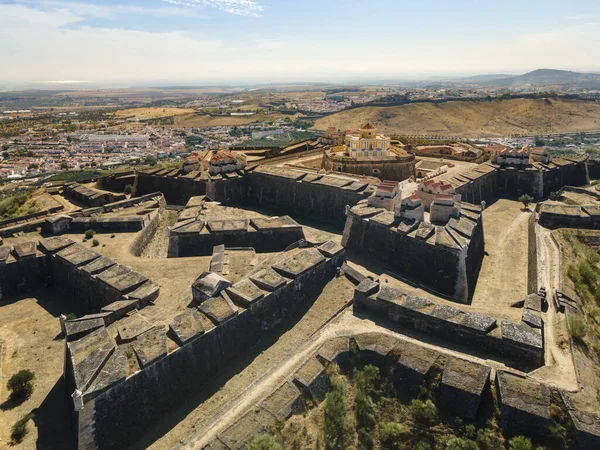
[313,97,600,137]
[483,69,600,88]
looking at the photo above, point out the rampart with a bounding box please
[342,201,484,302]
[168,204,305,257]
[353,280,544,368]
[538,203,600,229]
[63,182,126,207]
[132,166,375,227]
[246,166,374,226]
[448,158,586,204]
[321,150,416,182]
[65,242,345,449]
[0,237,158,314]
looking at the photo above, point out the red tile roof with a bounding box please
[361,123,376,130]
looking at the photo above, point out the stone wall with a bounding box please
[322,151,416,182]
[168,226,305,257]
[135,172,207,205]
[451,159,586,204]
[247,167,373,227]
[73,245,344,449]
[527,212,538,294]
[342,202,484,302]
[354,280,544,368]
[538,203,600,229]
[98,172,135,193]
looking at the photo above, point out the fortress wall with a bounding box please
[206,177,248,205]
[455,170,499,204]
[168,228,305,257]
[322,152,416,182]
[466,218,485,297]
[527,212,538,294]
[85,251,343,449]
[247,172,370,226]
[541,161,587,197]
[52,257,120,313]
[98,172,135,193]
[135,173,207,205]
[342,210,482,302]
[130,209,163,257]
[354,283,544,367]
[0,255,50,298]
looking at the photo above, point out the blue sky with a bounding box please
[1,0,600,86]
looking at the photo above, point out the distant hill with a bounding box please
[458,74,513,82]
[314,97,600,138]
[482,69,600,87]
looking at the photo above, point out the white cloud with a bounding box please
[161,0,264,17]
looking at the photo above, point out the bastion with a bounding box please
[64,240,345,449]
[322,149,416,181]
[342,200,484,302]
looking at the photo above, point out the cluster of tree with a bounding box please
[246,360,574,450]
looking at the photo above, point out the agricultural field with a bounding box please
[114,107,195,120]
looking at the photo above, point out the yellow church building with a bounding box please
[346,123,391,159]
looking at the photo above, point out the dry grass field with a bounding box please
[114,107,195,120]
[315,98,600,137]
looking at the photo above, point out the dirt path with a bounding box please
[530,227,578,391]
[142,276,355,449]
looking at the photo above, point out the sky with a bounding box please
[1,0,600,87]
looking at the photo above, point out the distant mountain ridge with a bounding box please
[481,69,600,87]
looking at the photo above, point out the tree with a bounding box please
[11,412,34,444]
[445,437,479,450]
[246,433,282,450]
[409,399,437,426]
[7,370,35,400]
[84,229,96,240]
[508,435,533,450]
[324,366,353,450]
[60,161,69,170]
[519,194,534,210]
[355,365,380,450]
[124,184,133,195]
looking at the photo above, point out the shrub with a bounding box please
[379,422,409,449]
[446,437,479,450]
[246,432,282,450]
[7,370,35,400]
[413,441,432,450]
[518,194,533,210]
[92,239,99,247]
[84,229,96,240]
[324,366,353,450]
[475,429,504,450]
[66,313,77,320]
[124,184,133,195]
[111,234,116,238]
[355,365,379,450]
[409,399,437,426]
[567,314,588,341]
[11,412,33,444]
[508,435,532,450]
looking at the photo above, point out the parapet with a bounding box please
[354,281,544,368]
